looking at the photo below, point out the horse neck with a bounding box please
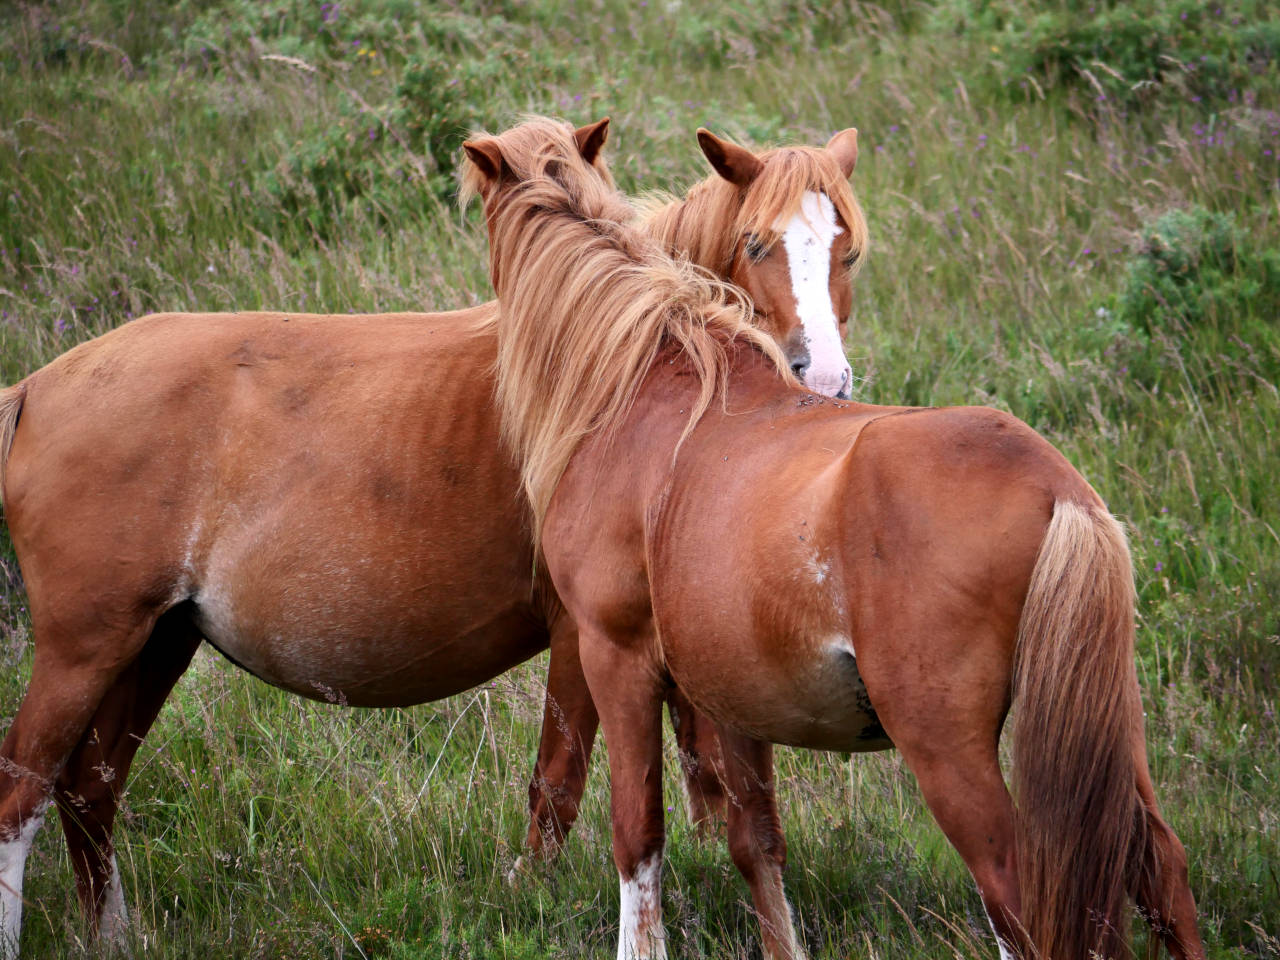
[638,336,791,431]
[645,187,734,278]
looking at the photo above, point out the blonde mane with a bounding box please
[461,117,790,541]
[639,142,869,279]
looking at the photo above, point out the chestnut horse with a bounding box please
[0,120,865,956]
[462,118,1205,960]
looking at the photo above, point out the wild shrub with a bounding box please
[1116,206,1280,338]
[0,0,219,72]
[984,206,1279,440]
[934,1,1279,106]
[177,0,521,67]
[1061,206,1279,398]
[253,40,570,236]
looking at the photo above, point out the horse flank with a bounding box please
[461,118,792,541]
[639,143,869,279]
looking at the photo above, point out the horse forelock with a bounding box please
[642,143,869,277]
[465,117,790,543]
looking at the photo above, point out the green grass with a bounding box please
[1,0,1278,957]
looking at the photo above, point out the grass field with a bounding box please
[1,1,1278,957]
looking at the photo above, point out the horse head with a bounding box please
[689,128,865,399]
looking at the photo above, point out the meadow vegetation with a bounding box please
[1,0,1277,957]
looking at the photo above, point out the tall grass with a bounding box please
[1,1,1277,957]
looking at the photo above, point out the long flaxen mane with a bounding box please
[461,118,791,540]
[639,141,870,278]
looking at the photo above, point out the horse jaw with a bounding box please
[778,191,853,399]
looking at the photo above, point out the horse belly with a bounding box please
[192,562,546,707]
[670,629,892,753]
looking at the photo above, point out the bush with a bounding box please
[934,1,1279,107]
[253,40,571,236]
[178,0,522,67]
[1116,205,1280,336]
[990,205,1280,434]
[1063,205,1280,406]
[0,0,220,73]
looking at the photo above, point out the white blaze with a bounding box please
[778,191,852,398]
[0,807,45,960]
[617,853,666,960]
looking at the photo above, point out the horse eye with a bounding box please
[744,236,768,262]
[842,249,861,269]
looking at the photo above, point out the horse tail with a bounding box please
[0,382,27,517]
[1012,498,1148,960]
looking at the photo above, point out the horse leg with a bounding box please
[53,609,201,942]
[857,638,1028,959]
[717,729,806,960]
[0,617,154,958]
[665,688,727,832]
[578,627,667,960]
[523,616,598,864]
[899,743,1026,958]
[1130,758,1205,960]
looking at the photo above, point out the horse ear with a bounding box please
[825,128,859,178]
[574,117,610,166]
[696,128,763,188]
[462,138,505,184]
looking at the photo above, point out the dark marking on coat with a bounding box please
[370,472,407,504]
[229,341,256,367]
[838,648,893,745]
[277,384,309,415]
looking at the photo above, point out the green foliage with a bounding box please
[0,0,220,73]
[1117,205,1280,335]
[1056,206,1280,405]
[176,0,522,66]
[936,0,1280,106]
[647,1,878,70]
[249,16,576,234]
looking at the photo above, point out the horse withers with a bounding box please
[463,117,1205,960]
[0,118,868,957]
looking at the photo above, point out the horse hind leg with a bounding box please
[892,733,1028,959]
[54,605,201,943]
[1129,759,1205,960]
[717,728,805,960]
[522,617,598,869]
[0,611,159,957]
[666,688,728,832]
[854,631,1029,958]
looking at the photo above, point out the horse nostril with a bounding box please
[791,361,809,378]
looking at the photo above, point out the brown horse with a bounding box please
[0,120,866,956]
[462,118,1205,960]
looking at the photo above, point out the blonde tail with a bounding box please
[0,383,27,515]
[1012,499,1148,959]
